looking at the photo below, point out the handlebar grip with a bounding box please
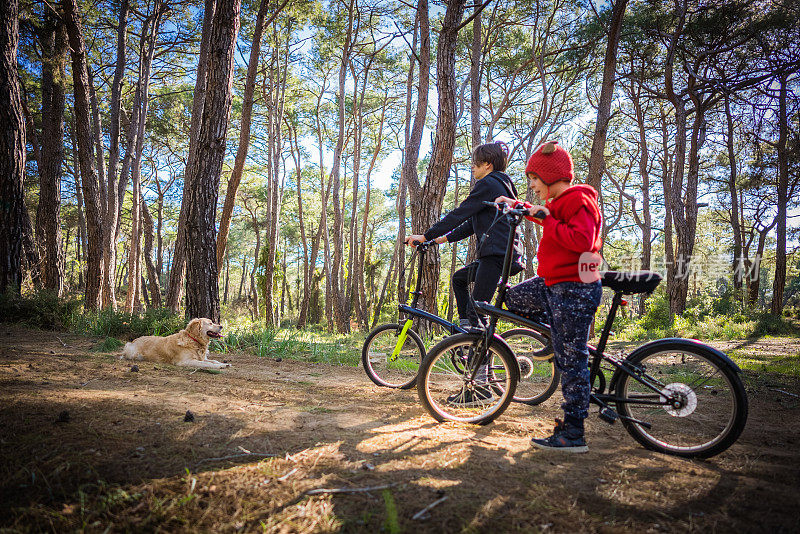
[532,210,546,220]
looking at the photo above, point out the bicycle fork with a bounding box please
[390,319,414,362]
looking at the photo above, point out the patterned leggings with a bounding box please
[504,277,602,425]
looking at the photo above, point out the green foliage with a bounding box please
[93,336,125,353]
[382,489,400,534]
[615,293,800,341]
[70,308,186,339]
[216,317,360,366]
[0,289,81,329]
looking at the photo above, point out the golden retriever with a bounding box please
[121,318,230,369]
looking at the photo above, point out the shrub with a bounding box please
[0,289,81,329]
[70,308,185,339]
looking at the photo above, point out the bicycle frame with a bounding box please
[388,243,467,361]
[467,204,684,427]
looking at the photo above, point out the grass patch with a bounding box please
[216,318,361,366]
[728,350,800,378]
[382,489,400,534]
[92,336,125,353]
[70,308,185,339]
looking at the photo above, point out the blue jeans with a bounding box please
[504,277,602,427]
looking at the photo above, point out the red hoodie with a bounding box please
[521,184,602,286]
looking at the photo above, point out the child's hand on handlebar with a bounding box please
[405,234,426,247]
[494,196,517,209]
[528,205,550,219]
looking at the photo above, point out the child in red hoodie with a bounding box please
[495,141,602,453]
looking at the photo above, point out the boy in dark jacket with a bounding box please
[495,140,602,453]
[405,142,524,329]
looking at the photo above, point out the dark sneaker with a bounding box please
[531,419,588,453]
[446,386,494,407]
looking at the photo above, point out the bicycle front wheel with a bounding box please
[362,323,425,389]
[417,333,518,425]
[614,343,748,458]
[500,328,559,405]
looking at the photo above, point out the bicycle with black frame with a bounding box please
[362,239,560,405]
[415,202,748,458]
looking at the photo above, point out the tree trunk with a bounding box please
[586,0,628,193]
[184,0,241,322]
[262,28,291,327]
[63,0,104,310]
[20,202,41,288]
[770,73,789,316]
[124,3,163,314]
[216,0,268,269]
[36,12,67,295]
[411,0,466,328]
[327,0,356,333]
[166,0,216,312]
[140,193,162,308]
[723,90,744,294]
[102,0,129,309]
[0,0,25,293]
[470,3,481,149]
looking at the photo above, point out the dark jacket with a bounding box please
[423,170,524,261]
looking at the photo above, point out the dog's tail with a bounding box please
[121,342,141,360]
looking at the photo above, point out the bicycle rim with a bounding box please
[417,334,518,425]
[616,347,747,458]
[362,323,425,389]
[500,328,559,405]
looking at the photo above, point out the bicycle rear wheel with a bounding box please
[500,328,559,405]
[417,333,518,425]
[614,343,748,458]
[362,323,425,389]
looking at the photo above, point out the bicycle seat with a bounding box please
[601,271,662,295]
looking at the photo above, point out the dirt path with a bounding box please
[1,324,799,533]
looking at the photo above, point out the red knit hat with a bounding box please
[525,141,574,185]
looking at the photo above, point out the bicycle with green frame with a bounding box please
[361,239,560,405]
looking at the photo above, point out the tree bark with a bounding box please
[723,90,744,293]
[102,0,129,309]
[262,26,292,327]
[770,73,789,316]
[0,0,25,294]
[184,0,241,322]
[411,0,467,326]
[63,0,104,310]
[216,0,269,269]
[326,0,357,333]
[166,0,216,312]
[140,193,162,308]
[124,3,164,313]
[35,11,67,295]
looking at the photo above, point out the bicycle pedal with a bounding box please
[598,407,618,424]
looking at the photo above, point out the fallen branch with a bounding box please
[770,388,799,399]
[412,496,448,520]
[277,467,298,481]
[306,483,397,495]
[195,452,276,466]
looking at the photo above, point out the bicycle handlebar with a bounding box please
[483,200,545,219]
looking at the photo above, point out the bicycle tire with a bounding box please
[500,328,560,405]
[362,323,426,389]
[417,333,518,425]
[614,342,748,458]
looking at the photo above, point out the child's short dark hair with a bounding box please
[472,141,509,172]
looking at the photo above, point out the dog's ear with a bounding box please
[186,318,202,338]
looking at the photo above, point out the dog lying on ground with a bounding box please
[121,318,230,369]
